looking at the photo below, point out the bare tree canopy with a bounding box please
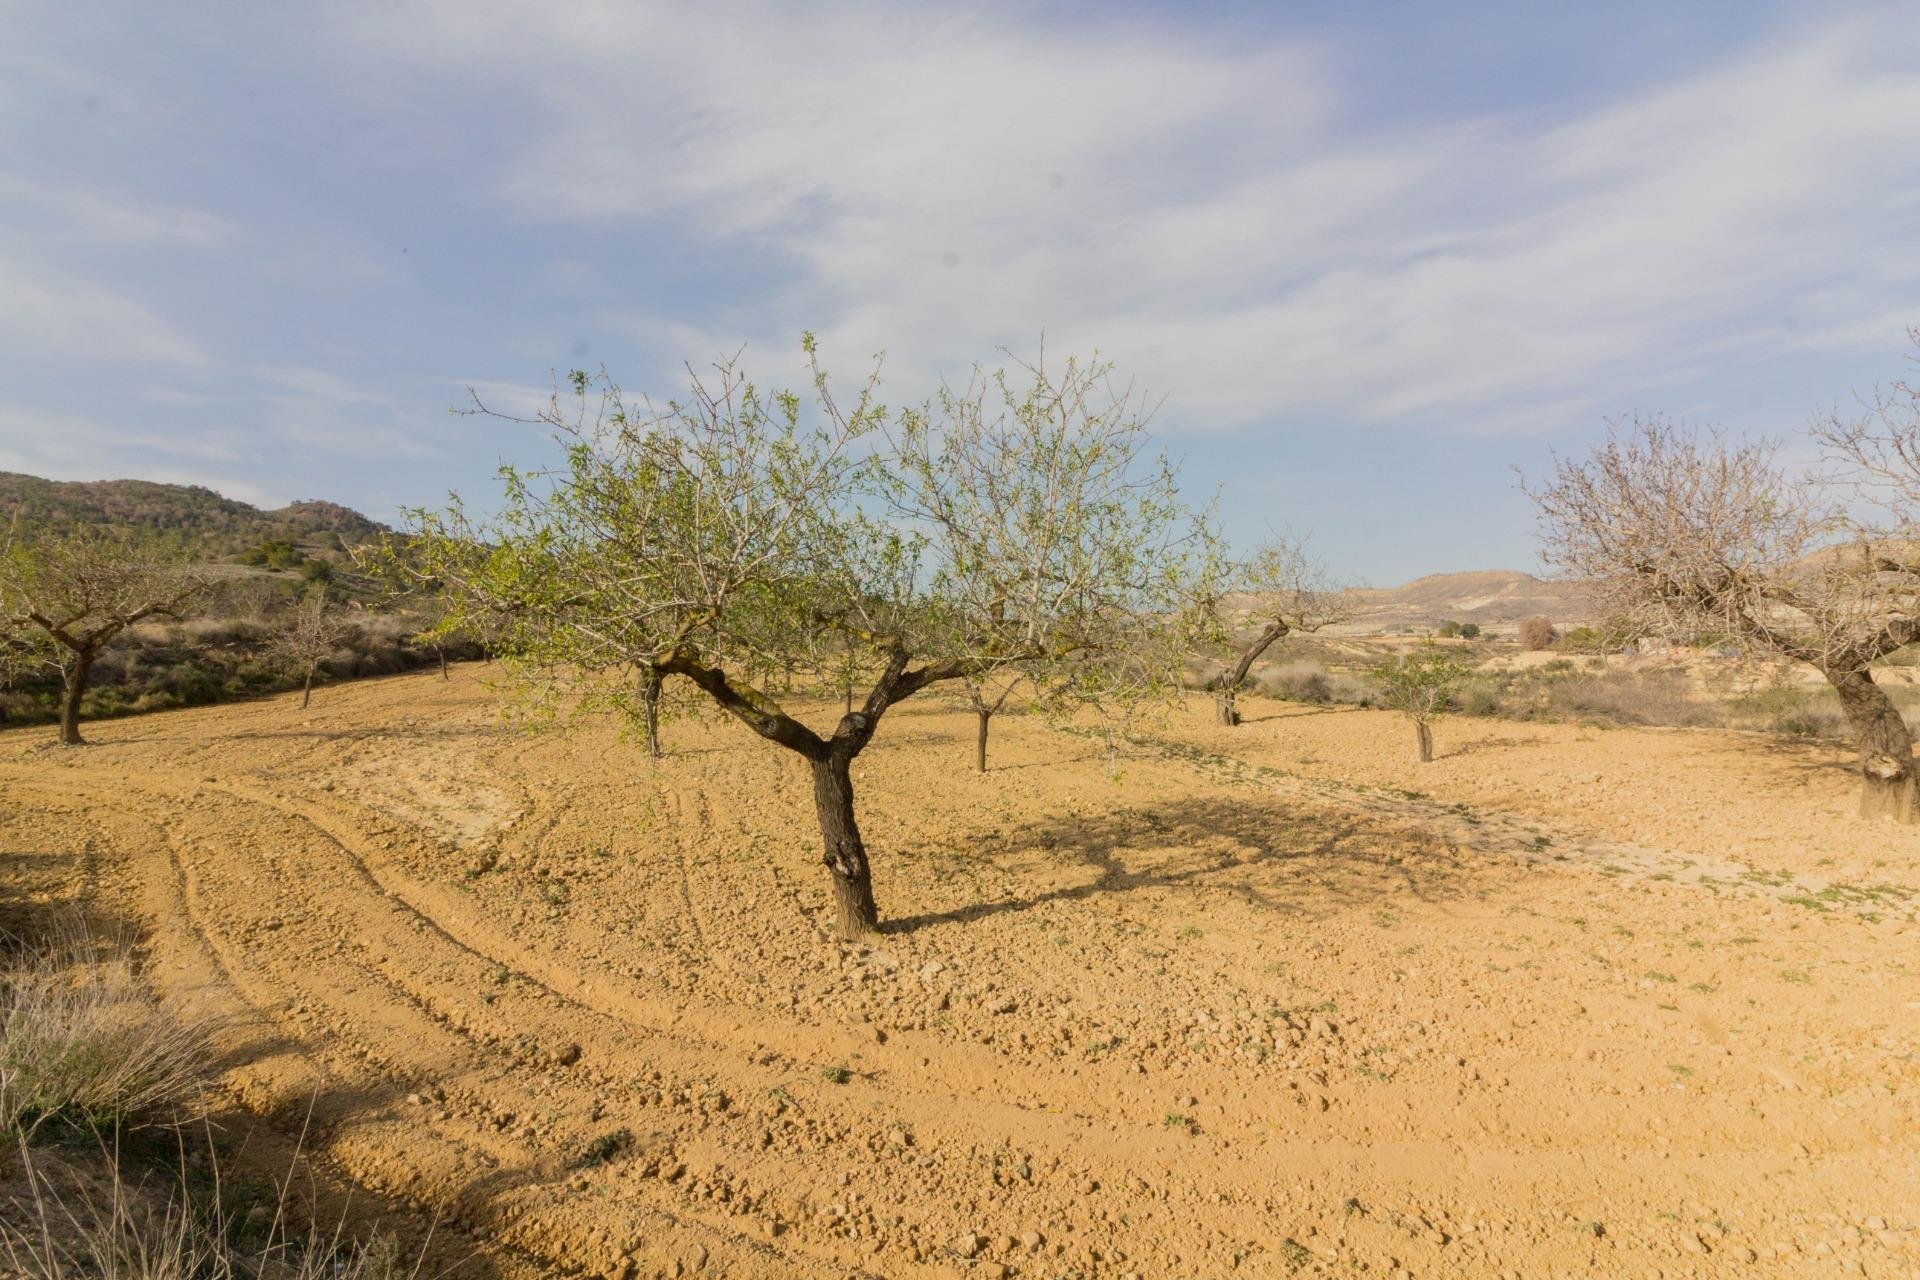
[880,345,1212,768]
[0,527,207,745]
[1529,401,1920,821]
[403,337,1216,936]
[267,591,356,710]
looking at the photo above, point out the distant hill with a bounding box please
[0,473,389,553]
[1342,569,1594,632]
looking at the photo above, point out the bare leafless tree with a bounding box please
[1529,414,1920,820]
[1202,536,1347,726]
[267,592,355,709]
[0,528,207,744]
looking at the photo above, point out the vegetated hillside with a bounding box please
[1343,568,1594,631]
[0,472,389,553]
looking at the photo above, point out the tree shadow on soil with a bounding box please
[886,793,1475,935]
[1233,703,1366,726]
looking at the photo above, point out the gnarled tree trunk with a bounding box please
[1825,665,1916,821]
[301,663,316,709]
[1415,719,1434,763]
[58,649,94,746]
[438,644,449,679]
[1214,618,1290,727]
[812,752,878,938]
[639,665,663,760]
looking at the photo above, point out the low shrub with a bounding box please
[0,921,218,1134]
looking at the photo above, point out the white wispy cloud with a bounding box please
[0,256,206,365]
[336,3,1920,431]
[0,174,237,247]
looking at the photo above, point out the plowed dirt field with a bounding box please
[3,667,1917,1278]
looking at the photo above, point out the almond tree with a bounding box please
[1371,643,1469,762]
[409,337,1212,937]
[1202,535,1346,726]
[0,528,207,744]
[879,349,1212,773]
[268,591,355,709]
[1530,416,1920,821]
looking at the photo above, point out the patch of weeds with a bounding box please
[1527,835,1553,852]
[1176,926,1203,940]
[1280,1238,1312,1269]
[1644,970,1676,984]
[1612,925,1635,938]
[1781,894,1831,913]
[821,1063,852,1085]
[1667,1063,1694,1078]
[1688,981,1715,994]
[1730,935,1758,945]
[1162,1112,1194,1131]
[578,1127,634,1167]
[1779,969,1813,985]
[539,879,571,907]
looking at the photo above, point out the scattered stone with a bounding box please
[1019,1230,1046,1251]
[553,1042,583,1066]
[953,1232,984,1258]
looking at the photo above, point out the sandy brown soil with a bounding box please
[3,669,1917,1279]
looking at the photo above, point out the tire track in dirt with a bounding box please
[68,767,872,1279]
[81,762,1321,1276]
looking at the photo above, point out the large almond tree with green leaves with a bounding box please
[405,337,1213,937]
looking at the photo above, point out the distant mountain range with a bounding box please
[0,472,390,553]
[1343,569,1594,630]
[0,473,1592,627]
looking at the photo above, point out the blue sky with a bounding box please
[2,1,1916,584]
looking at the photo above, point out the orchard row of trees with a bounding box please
[0,527,458,741]
[7,332,1920,935]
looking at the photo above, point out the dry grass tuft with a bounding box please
[0,920,219,1135]
[0,1141,420,1280]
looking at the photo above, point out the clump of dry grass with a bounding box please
[0,1141,420,1280]
[0,920,423,1279]
[0,920,218,1135]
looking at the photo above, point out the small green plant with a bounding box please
[821,1063,852,1085]
[579,1127,634,1166]
[1370,644,1471,762]
[1162,1112,1194,1131]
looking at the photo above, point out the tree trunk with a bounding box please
[1415,719,1433,763]
[59,649,93,746]
[1214,619,1289,728]
[639,665,663,760]
[811,754,879,939]
[438,644,449,679]
[1825,665,1916,822]
[302,664,315,709]
[975,706,992,773]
